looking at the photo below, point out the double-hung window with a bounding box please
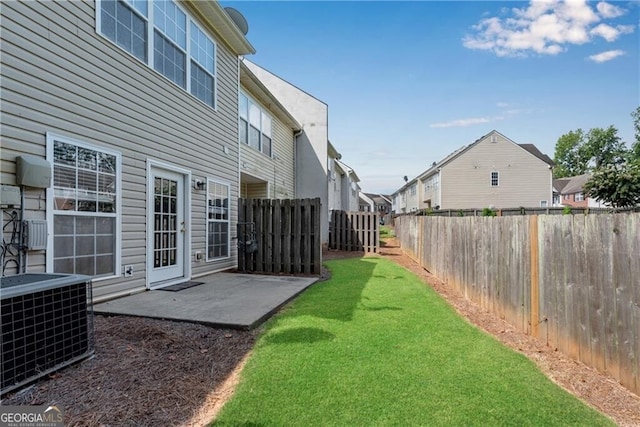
[238,92,273,157]
[48,134,121,277]
[98,0,216,108]
[491,171,499,187]
[206,180,230,260]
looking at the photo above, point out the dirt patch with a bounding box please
[2,241,639,426]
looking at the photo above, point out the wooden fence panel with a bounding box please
[395,212,640,395]
[238,198,321,275]
[329,210,380,253]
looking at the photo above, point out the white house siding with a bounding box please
[239,88,295,199]
[0,1,243,301]
[328,160,345,212]
[441,133,552,209]
[243,60,331,244]
[420,173,441,210]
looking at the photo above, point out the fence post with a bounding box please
[530,215,540,338]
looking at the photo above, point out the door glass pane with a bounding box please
[153,175,179,268]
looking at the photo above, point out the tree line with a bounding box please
[553,107,640,208]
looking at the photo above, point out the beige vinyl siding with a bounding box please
[441,134,551,209]
[239,86,295,199]
[1,1,241,300]
[241,183,268,199]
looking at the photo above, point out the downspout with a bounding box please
[292,128,303,198]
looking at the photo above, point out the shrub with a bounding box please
[482,207,496,217]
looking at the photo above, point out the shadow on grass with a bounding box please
[284,259,377,323]
[263,327,335,345]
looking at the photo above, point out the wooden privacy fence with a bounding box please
[329,210,380,253]
[395,213,640,395]
[238,198,321,275]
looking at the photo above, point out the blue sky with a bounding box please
[225,0,639,195]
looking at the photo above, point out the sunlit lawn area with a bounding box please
[213,257,612,426]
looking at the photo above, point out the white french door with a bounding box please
[147,167,186,286]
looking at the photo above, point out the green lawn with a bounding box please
[213,258,613,426]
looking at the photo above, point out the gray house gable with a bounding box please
[393,130,554,211]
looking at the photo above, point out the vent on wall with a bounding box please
[23,220,48,250]
[1,274,94,395]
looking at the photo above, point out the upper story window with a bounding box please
[239,92,272,157]
[423,174,439,193]
[491,171,499,187]
[575,192,584,202]
[98,0,216,108]
[409,184,417,196]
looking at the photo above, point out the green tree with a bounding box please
[580,126,627,168]
[553,129,587,178]
[631,107,640,162]
[584,161,640,208]
[553,125,630,178]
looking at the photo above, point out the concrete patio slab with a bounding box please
[93,272,319,329]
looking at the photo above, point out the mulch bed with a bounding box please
[2,242,639,426]
[2,316,258,427]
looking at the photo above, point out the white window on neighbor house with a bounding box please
[423,174,439,193]
[410,184,417,196]
[98,0,217,108]
[238,92,273,157]
[491,171,499,187]
[47,134,121,278]
[206,179,230,260]
[540,200,548,208]
[575,192,584,201]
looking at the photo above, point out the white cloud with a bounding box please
[590,23,635,41]
[588,49,625,62]
[596,1,625,18]
[429,117,492,128]
[463,0,634,57]
[496,102,510,108]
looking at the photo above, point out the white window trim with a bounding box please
[45,133,122,281]
[95,0,218,110]
[490,171,499,187]
[206,178,231,262]
[239,90,273,158]
[540,200,548,208]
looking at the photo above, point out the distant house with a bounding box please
[359,193,375,212]
[365,193,392,214]
[334,158,361,212]
[553,174,605,208]
[392,130,555,213]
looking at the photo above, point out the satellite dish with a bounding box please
[225,7,249,35]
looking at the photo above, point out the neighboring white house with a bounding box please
[359,193,375,212]
[238,61,301,199]
[0,0,257,301]
[393,130,554,212]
